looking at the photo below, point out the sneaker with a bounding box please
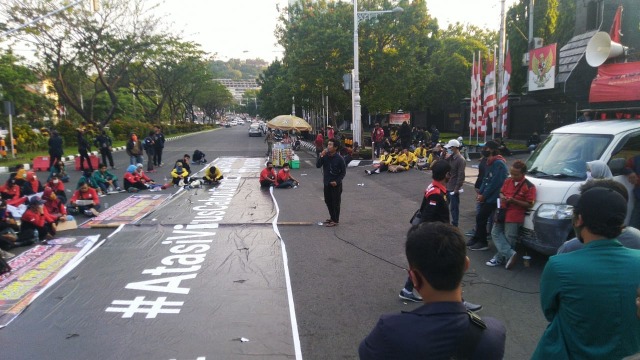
[365,170,371,175]
[84,210,94,217]
[486,257,504,267]
[115,187,122,191]
[127,187,139,193]
[399,289,422,303]
[466,238,477,247]
[469,242,489,251]
[505,251,518,270]
[464,229,476,237]
[463,301,483,312]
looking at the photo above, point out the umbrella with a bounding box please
[267,115,312,132]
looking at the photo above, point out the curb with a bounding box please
[0,129,215,174]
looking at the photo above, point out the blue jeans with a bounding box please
[276,180,295,189]
[491,222,520,261]
[129,155,144,165]
[448,192,460,226]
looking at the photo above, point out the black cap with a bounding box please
[29,196,45,206]
[567,187,627,229]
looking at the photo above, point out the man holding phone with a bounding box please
[316,139,346,227]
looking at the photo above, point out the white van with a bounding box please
[522,120,638,255]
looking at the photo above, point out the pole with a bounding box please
[497,0,506,135]
[528,0,535,50]
[353,0,362,146]
[8,113,14,159]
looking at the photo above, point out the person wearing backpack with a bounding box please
[143,131,156,172]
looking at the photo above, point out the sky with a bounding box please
[156,0,519,63]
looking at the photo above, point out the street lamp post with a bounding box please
[352,1,403,146]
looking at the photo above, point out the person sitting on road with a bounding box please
[46,173,67,205]
[276,163,300,189]
[124,165,148,192]
[192,150,207,165]
[0,173,27,207]
[48,161,69,183]
[68,181,101,217]
[389,148,414,173]
[14,165,27,188]
[176,154,192,176]
[171,162,190,186]
[365,150,393,175]
[77,169,100,193]
[259,161,277,188]
[20,196,56,244]
[21,171,44,196]
[202,165,223,185]
[414,142,429,168]
[92,163,122,194]
[0,199,19,249]
[135,163,157,188]
[42,187,68,225]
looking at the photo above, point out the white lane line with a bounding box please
[269,186,303,360]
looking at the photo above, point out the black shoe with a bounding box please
[466,238,477,247]
[469,242,489,251]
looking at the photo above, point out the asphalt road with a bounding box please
[2,124,548,359]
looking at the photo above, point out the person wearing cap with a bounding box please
[467,140,509,251]
[69,181,101,216]
[259,161,277,188]
[20,196,55,243]
[371,123,385,157]
[486,160,536,269]
[42,187,68,224]
[532,187,640,359]
[171,162,189,186]
[444,139,466,227]
[316,139,346,227]
[557,180,640,254]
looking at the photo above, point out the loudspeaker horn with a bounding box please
[586,31,626,67]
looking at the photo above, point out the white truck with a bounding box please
[522,120,638,255]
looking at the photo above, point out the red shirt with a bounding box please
[0,184,25,206]
[501,178,536,223]
[277,169,292,184]
[21,207,46,228]
[46,180,65,193]
[260,168,276,183]
[44,198,67,217]
[315,134,324,148]
[70,187,100,205]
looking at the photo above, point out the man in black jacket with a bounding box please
[48,130,63,171]
[94,130,115,169]
[77,128,93,172]
[316,139,346,227]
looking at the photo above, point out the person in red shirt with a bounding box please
[19,196,55,243]
[276,163,300,189]
[0,174,27,206]
[69,181,101,217]
[259,161,277,188]
[42,187,68,224]
[315,132,324,158]
[486,160,536,269]
[46,173,67,204]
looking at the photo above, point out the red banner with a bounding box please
[589,61,640,103]
[389,113,410,125]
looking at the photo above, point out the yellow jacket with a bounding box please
[390,130,399,142]
[205,166,223,181]
[395,153,411,170]
[405,152,417,166]
[414,147,428,159]
[379,153,393,165]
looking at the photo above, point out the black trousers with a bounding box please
[153,147,163,166]
[48,152,62,171]
[78,149,93,171]
[100,149,114,167]
[473,202,497,243]
[324,182,343,223]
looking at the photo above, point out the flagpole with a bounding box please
[477,51,481,146]
[469,52,475,144]
[497,0,506,136]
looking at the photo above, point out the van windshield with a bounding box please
[526,133,612,180]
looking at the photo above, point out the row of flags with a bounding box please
[469,50,511,138]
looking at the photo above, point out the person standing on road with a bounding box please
[316,139,346,227]
[126,132,144,165]
[361,222,506,359]
[143,131,156,172]
[94,130,115,170]
[314,131,324,159]
[485,160,536,269]
[265,130,275,157]
[48,130,63,172]
[444,139,466,227]
[371,123,385,157]
[77,128,93,172]
[467,141,508,251]
[153,125,166,167]
[532,187,640,359]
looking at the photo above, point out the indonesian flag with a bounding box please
[482,54,496,135]
[609,5,623,44]
[469,54,477,135]
[499,51,511,137]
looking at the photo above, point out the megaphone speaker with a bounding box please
[586,31,626,67]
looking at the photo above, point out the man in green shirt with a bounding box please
[532,185,640,359]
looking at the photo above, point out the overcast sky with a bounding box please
[156,0,519,62]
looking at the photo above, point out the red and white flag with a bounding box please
[475,52,483,135]
[482,53,496,136]
[469,54,477,135]
[609,5,623,44]
[499,51,511,137]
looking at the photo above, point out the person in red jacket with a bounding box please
[315,132,324,158]
[276,163,300,189]
[42,187,68,224]
[69,181,101,217]
[259,161,277,188]
[46,173,67,204]
[0,174,27,206]
[20,196,55,243]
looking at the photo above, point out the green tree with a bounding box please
[257,60,293,120]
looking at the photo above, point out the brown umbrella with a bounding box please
[267,115,312,131]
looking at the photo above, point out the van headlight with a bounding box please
[536,204,574,220]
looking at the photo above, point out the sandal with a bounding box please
[324,219,333,224]
[325,222,338,227]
